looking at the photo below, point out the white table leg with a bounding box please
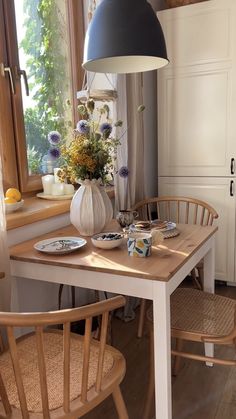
[203,237,215,294]
[153,281,172,419]
[203,237,215,364]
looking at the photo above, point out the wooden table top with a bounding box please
[9,221,217,282]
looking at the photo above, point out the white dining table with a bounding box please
[9,221,217,419]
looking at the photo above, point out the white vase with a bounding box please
[100,185,113,228]
[70,179,113,236]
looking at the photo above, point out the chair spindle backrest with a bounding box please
[0,296,125,418]
[131,196,218,227]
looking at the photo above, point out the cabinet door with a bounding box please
[158,0,236,177]
[159,177,236,283]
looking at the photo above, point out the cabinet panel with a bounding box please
[157,0,236,177]
[161,3,232,67]
[159,177,235,282]
[163,70,229,171]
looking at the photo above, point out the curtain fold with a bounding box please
[115,73,145,211]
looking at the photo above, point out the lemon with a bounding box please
[4,197,17,204]
[5,188,21,202]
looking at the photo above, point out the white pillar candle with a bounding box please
[41,175,54,195]
[54,167,62,183]
[51,183,65,196]
[64,184,75,195]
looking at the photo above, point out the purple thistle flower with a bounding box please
[48,148,60,160]
[100,122,112,138]
[77,120,89,134]
[48,131,61,145]
[118,166,129,178]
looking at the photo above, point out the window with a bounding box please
[0,0,84,194]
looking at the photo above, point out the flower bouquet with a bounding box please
[56,99,123,235]
[53,99,144,236]
[58,99,122,185]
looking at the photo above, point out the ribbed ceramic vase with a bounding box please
[70,179,113,236]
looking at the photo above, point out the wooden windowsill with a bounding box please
[6,187,115,231]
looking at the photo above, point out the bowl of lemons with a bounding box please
[4,188,24,214]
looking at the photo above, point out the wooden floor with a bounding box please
[84,282,236,419]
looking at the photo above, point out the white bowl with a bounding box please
[5,199,24,214]
[91,232,124,249]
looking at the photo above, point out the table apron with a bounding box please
[10,261,153,299]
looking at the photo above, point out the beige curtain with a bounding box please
[115,74,145,211]
[0,157,11,313]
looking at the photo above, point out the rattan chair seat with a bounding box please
[0,331,114,413]
[147,288,236,337]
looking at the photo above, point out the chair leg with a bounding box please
[0,333,4,353]
[191,268,202,290]
[71,286,76,308]
[107,312,113,345]
[58,284,64,310]
[137,298,146,338]
[112,385,129,419]
[143,328,155,419]
[197,265,204,290]
[173,338,184,376]
[94,290,113,344]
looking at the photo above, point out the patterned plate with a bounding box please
[34,236,87,255]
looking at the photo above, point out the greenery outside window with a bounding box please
[0,0,84,194]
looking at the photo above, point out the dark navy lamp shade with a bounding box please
[83,0,169,74]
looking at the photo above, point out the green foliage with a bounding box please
[27,145,42,174]
[21,0,73,171]
[24,108,48,155]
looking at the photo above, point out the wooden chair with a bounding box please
[131,196,219,338]
[0,295,129,419]
[143,288,236,419]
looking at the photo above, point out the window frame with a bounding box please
[0,0,85,194]
[0,0,19,191]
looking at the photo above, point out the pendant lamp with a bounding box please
[83,0,169,74]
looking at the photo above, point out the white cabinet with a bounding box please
[158,0,236,177]
[157,0,236,282]
[159,177,235,282]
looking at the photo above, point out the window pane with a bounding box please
[14,0,73,175]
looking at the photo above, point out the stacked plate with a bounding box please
[151,220,179,239]
[134,220,179,239]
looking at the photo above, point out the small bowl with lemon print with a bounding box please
[4,188,24,214]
